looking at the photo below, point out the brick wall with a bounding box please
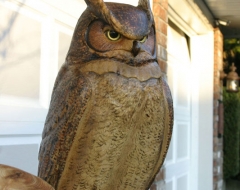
[150,0,168,189]
[213,27,224,190]
[153,0,168,74]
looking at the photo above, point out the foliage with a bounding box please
[223,39,240,78]
[223,88,240,179]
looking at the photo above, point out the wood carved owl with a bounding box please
[38,0,173,189]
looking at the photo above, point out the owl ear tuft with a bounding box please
[138,0,151,9]
[84,0,121,34]
[84,0,104,7]
[138,0,153,25]
[84,0,113,21]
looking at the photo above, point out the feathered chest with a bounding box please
[86,72,165,130]
[57,72,168,190]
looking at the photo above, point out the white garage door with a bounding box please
[164,21,192,190]
[0,0,75,175]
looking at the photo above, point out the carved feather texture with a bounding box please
[38,66,92,188]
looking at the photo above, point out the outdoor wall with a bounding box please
[213,27,224,190]
[150,0,168,189]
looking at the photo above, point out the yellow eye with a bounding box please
[106,30,121,41]
[139,36,147,43]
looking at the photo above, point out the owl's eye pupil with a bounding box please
[106,30,121,41]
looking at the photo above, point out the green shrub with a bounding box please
[223,88,240,179]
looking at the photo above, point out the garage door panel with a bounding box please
[165,21,191,190]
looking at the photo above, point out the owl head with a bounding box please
[66,0,161,81]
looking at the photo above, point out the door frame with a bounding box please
[167,0,214,189]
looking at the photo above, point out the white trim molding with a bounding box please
[168,0,213,36]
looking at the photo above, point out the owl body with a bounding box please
[38,1,173,189]
[59,72,168,189]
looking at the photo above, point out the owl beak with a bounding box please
[132,41,141,57]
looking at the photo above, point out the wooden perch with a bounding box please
[0,164,54,190]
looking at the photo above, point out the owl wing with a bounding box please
[38,65,91,188]
[148,77,174,187]
[159,77,174,164]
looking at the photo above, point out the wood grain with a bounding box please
[0,164,54,190]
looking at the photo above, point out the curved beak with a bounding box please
[132,41,142,57]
